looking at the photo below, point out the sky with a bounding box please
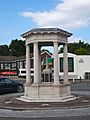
[0,0,90,46]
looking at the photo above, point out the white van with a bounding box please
[18,68,34,78]
[18,68,26,77]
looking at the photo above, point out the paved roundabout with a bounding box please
[0,92,90,119]
[0,92,90,110]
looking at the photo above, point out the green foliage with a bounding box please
[0,39,90,56]
[9,39,25,57]
[0,45,10,56]
[0,39,25,56]
[41,49,52,55]
[59,40,90,55]
[74,48,87,55]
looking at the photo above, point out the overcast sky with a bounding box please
[0,0,90,45]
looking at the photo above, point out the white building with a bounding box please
[59,53,90,80]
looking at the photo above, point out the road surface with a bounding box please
[0,80,90,119]
[0,116,90,120]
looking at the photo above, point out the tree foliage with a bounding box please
[41,49,52,55]
[0,39,25,56]
[74,48,87,55]
[0,45,10,56]
[0,40,90,56]
[59,40,90,55]
[9,39,25,57]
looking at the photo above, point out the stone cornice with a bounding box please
[21,28,73,38]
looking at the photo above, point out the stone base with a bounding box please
[19,95,76,102]
[20,82,75,102]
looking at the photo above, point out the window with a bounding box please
[5,63,10,70]
[11,62,16,68]
[0,63,4,70]
[11,62,16,70]
[21,71,26,74]
[60,57,74,72]
[68,57,74,72]
[85,72,90,79]
[20,61,24,68]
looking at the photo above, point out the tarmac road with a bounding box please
[0,80,90,120]
[71,81,90,91]
[0,105,90,118]
[0,116,90,120]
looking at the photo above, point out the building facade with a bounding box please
[0,56,26,75]
[0,51,52,76]
[59,53,90,80]
[0,52,90,80]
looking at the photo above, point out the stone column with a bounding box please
[38,46,41,83]
[34,42,39,84]
[63,43,68,83]
[53,42,59,84]
[26,44,31,84]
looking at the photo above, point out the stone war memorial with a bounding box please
[21,28,75,102]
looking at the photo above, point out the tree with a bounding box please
[74,48,87,55]
[41,49,52,55]
[0,39,90,56]
[58,40,90,55]
[9,39,25,56]
[0,45,10,56]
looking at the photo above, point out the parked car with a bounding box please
[0,77,23,94]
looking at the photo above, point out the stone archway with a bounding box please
[21,28,75,102]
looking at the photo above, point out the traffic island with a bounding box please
[0,94,90,110]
